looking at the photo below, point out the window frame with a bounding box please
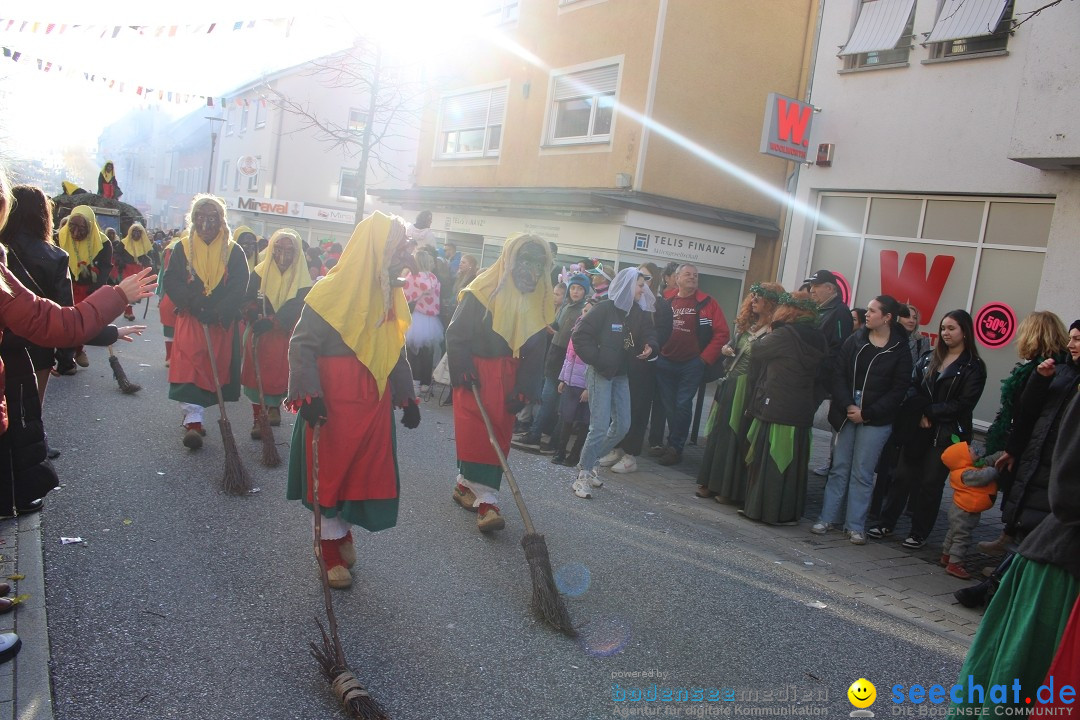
[254,101,266,130]
[435,83,509,160]
[482,1,519,26]
[247,156,261,192]
[225,108,235,136]
[338,167,361,201]
[926,0,1014,61]
[240,103,250,133]
[348,108,368,135]
[220,160,230,191]
[544,58,622,148]
[841,0,917,71]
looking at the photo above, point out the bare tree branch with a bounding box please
[1012,0,1070,28]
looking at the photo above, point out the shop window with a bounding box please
[437,85,507,159]
[818,195,867,234]
[984,202,1053,248]
[926,0,1013,60]
[840,0,917,71]
[922,200,984,243]
[867,197,921,237]
[547,62,619,146]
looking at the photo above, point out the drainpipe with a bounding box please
[776,0,825,283]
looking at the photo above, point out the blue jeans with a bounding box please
[818,422,892,534]
[527,376,560,440]
[655,355,705,452]
[579,369,631,472]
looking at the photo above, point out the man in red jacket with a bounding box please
[651,264,729,466]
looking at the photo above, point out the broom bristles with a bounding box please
[521,533,577,637]
[218,418,253,495]
[258,412,280,467]
[311,618,389,720]
[108,355,141,394]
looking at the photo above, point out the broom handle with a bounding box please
[311,426,346,668]
[107,345,116,358]
[252,294,271,413]
[201,322,231,421]
[470,385,536,535]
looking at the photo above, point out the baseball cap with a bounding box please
[804,269,839,287]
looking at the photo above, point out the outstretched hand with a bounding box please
[117,267,157,303]
[116,325,147,342]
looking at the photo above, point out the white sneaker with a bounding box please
[572,480,592,499]
[610,455,638,474]
[810,522,832,535]
[848,531,867,545]
[578,468,602,488]
[598,449,624,467]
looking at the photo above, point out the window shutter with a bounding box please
[488,86,507,125]
[840,0,916,55]
[440,91,492,131]
[927,0,1009,43]
[553,64,619,101]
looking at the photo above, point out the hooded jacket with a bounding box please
[748,321,827,427]
[827,325,913,430]
[942,441,999,514]
[571,299,658,379]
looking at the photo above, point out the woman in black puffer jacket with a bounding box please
[870,309,987,549]
[813,295,912,544]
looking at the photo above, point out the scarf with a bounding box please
[180,226,232,295]
[57,205,105,278]
[458,233,554,356]
[122,222,152,259]
[253,229,311,312]
[303,212,411,397]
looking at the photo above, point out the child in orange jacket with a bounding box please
[940,440,1003,580]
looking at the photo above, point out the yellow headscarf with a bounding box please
[100,161,114,183]
[304,212,411,397]
[122,222,152,259]
[459,233,554,356]
[253,229,311,312]
[233,225,258,271]
[57,205,106,278]
[180,195,233,295]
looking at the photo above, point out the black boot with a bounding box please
[563,423,587,467]
[954,553,1013,609]
[549,421,570,464]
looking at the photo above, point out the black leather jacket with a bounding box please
[907,349,987,448]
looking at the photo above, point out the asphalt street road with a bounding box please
[39,316,969,720]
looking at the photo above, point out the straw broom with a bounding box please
[201,322,252,495]
[251,331,280,467]
[106,346,141,394]
[471,386,576,637]
[309,426,388,720]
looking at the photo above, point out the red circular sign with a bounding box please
[832,271,852,307]
[975,302,1017,349]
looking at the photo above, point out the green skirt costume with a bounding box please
[698,373,752,503]
[741,418,812,525]
[950,556,1080,713]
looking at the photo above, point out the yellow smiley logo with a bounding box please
[848,678,876,709]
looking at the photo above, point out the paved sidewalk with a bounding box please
[0,512,54,720]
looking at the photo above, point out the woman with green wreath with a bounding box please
[695,282,782,504]
[741,290,826,525]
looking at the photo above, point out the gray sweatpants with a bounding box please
[943,503,982,563]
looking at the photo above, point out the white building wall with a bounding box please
[783,0,1080,322]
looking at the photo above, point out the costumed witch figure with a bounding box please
[286,212,421,590]
[57,205,113,370]
[115,222,154,321]
[446,233,553,533]
[97,161,122,200]
[164,195,249,450]
[242,229,311,438]
[233,225,260,275]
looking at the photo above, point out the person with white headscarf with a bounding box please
[569,267,658,497]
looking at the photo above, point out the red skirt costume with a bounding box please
[287,355,399,532]
[453,355,519,490]
[241,322,290,405]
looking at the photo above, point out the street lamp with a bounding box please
[205,115,226,193]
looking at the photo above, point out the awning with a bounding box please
[926,0,1010,43]
[839,0,916,56]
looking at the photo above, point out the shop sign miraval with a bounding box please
[228,195,304,217]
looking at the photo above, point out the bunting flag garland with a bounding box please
[0,17,296,38]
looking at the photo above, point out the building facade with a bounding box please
[780,0,1080,425]
[374,0,819,319]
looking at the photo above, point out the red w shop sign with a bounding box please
[760,92,815,162]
